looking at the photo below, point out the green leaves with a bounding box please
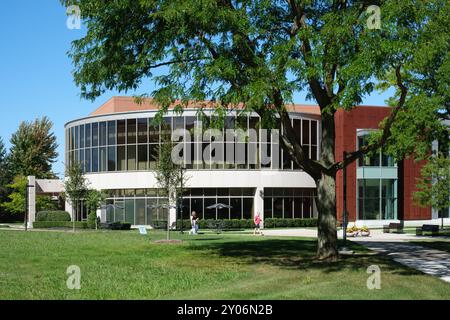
[9,117,58,179]
[415,154,450,211]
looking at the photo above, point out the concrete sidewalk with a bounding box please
[354,240,450,283]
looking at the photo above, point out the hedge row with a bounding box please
[100,221,131,230]
[36,211,71,222]
[172,218,317,230]
[33,221,88,229]
[264,218,317,228]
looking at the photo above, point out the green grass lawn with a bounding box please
[0,229,449,300]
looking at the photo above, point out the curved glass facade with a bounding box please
[65,112,320,173]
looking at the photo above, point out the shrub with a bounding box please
[264,218,317,228]
[36,210,71,222]
[33,221,88,229]
[87,212,98,229]
[99,221,131,230]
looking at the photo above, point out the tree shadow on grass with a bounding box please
[186,238,423,276]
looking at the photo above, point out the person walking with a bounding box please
[189,211,199,235]
[253,212,263,236]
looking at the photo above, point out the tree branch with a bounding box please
[332,66,408,171]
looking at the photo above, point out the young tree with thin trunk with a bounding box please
[64,162,89,231]
[61,0,449,260]
[415,154,450,230]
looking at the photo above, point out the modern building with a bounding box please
[59,96,448,228]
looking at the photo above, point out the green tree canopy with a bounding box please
[9,117,58,179]
[61,0,449,260]
[415,154,450,228]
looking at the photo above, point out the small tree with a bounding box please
[153,136,180,240]
[415,154,450,230]
[1,176,27,215]
[64,163,89,232]
[85,189,106,229]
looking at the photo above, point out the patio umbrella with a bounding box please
[206,203,233,210]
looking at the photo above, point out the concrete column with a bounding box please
[27,176,36,229]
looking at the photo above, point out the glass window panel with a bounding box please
[92,123,99,147]
[79,124,85,149]
[294,198,302,218]
[138,144,148,170]
[283,198,293,219]
[127,145,136,171]
[311,120,317,145]
[382,152,395,167]
[160,117,172,141]
[70,127,74,150]
[302,119,310,145]
[108,146,116,171]
[125,199,135,224]
[135,199,146,225]
[363,198,379,219]
[273,198,283,218]
[91,147,99,172]
[79,150,85,171]
[185,116,196,140]
[114,200,125,222]
[99,147,107,172]
[138,118,148,144]
[242,188,254,197]
[149,120,159,143]
[75,126,79,149]
[191,188,203,196]
[85,148,91,173]
[190,198,203,220]
[149,144,158,169]
[85,123,91,148]
[204,198,217,219]
[204,188,217,197]
[108,121,116,145]
[229,188,241,197]
[303,198,312,218]
[117,146,126,171]
[242,198,253,219]
[293,119,301,145]
[117,120,126,144]
[146,198,156,226]
[311,146,317,161]
[106,199,114,222]
[127,119,137,144]
[264,198,272,219]
[217,188,229,197]
[217,198,230,219]
[230,198,242,219]
[99,122,107,146]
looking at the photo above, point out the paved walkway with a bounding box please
[353,240,450,283]
[263,228,450,283]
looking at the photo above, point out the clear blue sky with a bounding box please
[0,1,393,178]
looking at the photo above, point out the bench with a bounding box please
[383,222,404,233]
[416,224,440,236]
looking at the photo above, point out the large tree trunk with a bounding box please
[315,113,338,261]
[316,172,338,261]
